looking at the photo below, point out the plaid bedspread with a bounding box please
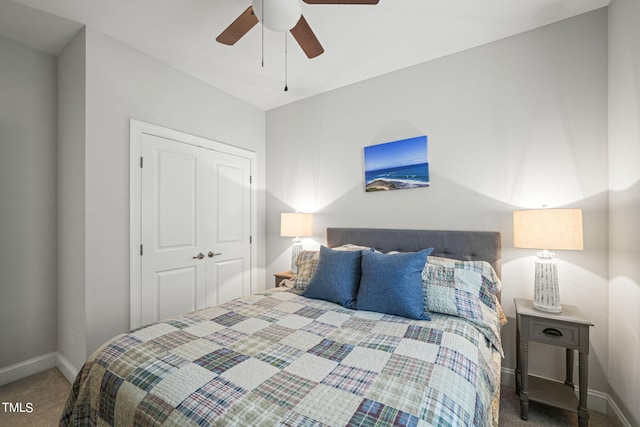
[60,288,502,426]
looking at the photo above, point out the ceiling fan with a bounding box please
[216,0,379,59]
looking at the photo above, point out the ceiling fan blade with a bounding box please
[303,0,379,4]
[216,6,259,45]
[290,15,324,58]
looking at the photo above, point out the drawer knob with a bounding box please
[542,327,563,337]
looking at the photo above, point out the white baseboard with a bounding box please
[606,396,634,427]
[0,352,58,387]
[501,367,632,427]
[55,353,79,384]
[0,352,79,387]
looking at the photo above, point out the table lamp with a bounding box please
[513,208,583,313]
[280,212,313,274]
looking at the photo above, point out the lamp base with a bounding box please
[532,300,563,313]
[533,255,562,313]
[290,237,302,274]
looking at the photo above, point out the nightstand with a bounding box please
[273,270,296,287]
[514,298,593,427]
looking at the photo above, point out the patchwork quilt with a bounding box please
[60,288,502,426]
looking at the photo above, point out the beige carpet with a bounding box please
[0,368,71,427]
[0,368,614,426]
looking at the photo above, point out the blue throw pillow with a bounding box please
[356,248,433,320]
[302,246,366,308]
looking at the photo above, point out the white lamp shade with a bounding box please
[280,212,313,237]
[252,0,302,32]
[513,208,583,251]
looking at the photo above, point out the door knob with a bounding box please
[208,251,222,258]
[192,252,205,260]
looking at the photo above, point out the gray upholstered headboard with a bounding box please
[326,228,501,279]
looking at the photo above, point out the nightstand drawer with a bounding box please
[529,319,580,348]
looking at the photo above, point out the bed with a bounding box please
[60,228,505,426]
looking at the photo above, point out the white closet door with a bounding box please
[206,151,252,305]
[139,133,251,326]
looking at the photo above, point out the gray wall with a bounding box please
[608,0,640,424]
[266,10,611,398]
[67,28,266,365]
[0,36,57,368]
[57,27,87,371]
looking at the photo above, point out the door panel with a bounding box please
[156,150,197,249]
[216,162,245,243]
[156,267,197,320]
[213,258,246,305]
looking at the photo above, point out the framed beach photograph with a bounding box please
[364,135,429,192]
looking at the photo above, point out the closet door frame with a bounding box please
[129,119,258,329]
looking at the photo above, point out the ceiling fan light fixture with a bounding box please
[252,0,302,32]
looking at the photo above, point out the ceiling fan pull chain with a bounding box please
[261,0,264,67]
[284,32,289,92]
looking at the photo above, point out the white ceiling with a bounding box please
[1,0,609,111]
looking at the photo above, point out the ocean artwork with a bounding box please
[364,136,429,192]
